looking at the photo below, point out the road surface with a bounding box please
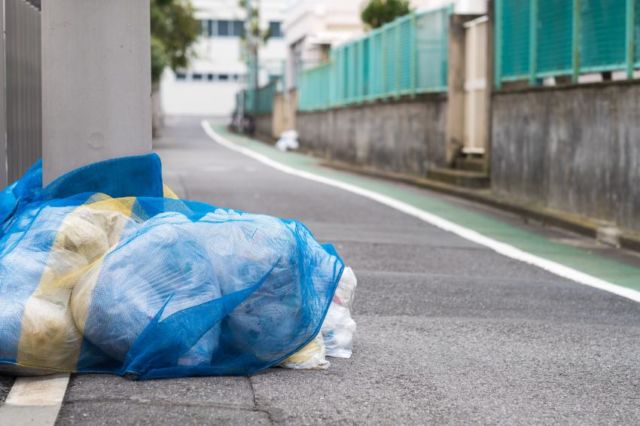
[3,117,640,425]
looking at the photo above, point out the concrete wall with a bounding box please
[297,95,448,176]
[492,82,640,232]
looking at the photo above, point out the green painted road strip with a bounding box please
[206,122,640,298]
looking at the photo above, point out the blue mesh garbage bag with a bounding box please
[0,154,344,379]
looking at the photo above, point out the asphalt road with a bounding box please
[12,117,640,424]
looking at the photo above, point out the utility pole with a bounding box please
[41,0,152,184]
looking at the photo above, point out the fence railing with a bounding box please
[298,6,453,112]
[236,79,279,116]
[495,0,639,87]
[254,80,277,115]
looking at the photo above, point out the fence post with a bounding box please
[571,0,581,83]
[529,0,538,85]
[626,0,635,79]
[494,0,502,89]
[445,14,467,166]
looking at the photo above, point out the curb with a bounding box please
[320,159,640,254]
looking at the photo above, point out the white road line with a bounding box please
[202,120,640,304]
[0,374,70,426]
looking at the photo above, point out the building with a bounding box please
[161,0,288,118]
[283,0,365,90]
[410,0,486,13]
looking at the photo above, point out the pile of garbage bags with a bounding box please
[0,154,356,379]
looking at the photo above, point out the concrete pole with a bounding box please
[445,14,467,167]
[41,0,152,184]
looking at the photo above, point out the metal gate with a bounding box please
[462,16,488,155]
[0,0,42,186]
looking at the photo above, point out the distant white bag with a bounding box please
[321,267,357,358]
[276,130,299,152]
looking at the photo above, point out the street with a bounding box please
[15,116,629,425]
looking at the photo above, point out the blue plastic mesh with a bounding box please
[0,154,344,379]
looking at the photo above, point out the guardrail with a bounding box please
[298,6,453,112]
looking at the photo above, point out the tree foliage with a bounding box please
[151,0,200,83]
[361,0,412,29]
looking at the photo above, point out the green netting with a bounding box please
[580,0,626,70]
[499,0,531,80]
[537,0,573,75]
[298,7,451,111]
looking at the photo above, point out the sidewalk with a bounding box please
[55,116,640,425]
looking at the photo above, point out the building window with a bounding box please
[233,20,245,37]
[174,72,244,82]
[201,19,216,37]
[201,20,245,38]
[269,21,283,38]
[217,20,230,36]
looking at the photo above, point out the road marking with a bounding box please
[202,120,640,304]
[0,374,70,426]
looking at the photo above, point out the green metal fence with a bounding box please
[238,79,278,116]
[298,6,452,112]
[254,80,276,114]
[495,0,639,87]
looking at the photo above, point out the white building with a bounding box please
[161,0,288,117]
[409,0,486,14]
[283,0,364,90]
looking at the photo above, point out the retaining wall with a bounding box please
[492,82,640,232]
[296,94,448,177]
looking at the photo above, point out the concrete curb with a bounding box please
[320,159,640,254]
